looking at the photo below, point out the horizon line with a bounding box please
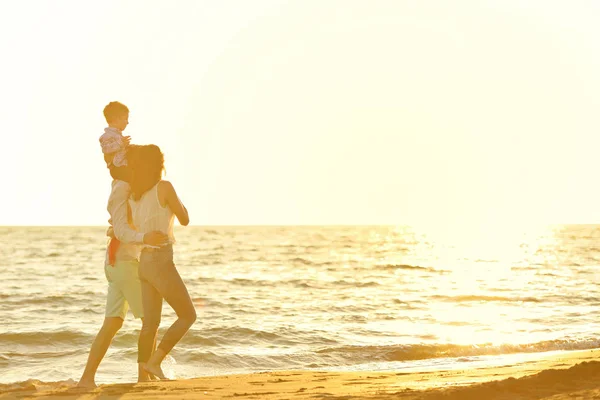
[1,223,599,228]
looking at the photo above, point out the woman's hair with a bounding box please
[127,144,165,201]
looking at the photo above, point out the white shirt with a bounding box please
[99,127,127,167]
[106,180,144,262]
[129,182,176,248]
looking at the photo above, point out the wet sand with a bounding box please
[2,349,600,399]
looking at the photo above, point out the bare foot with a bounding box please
[138,368,159,382]
[149,373,160,381]
[76,379,97,389]
[143,363,170,380]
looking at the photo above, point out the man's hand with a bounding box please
[143,231,168,246]
[106,226,115,238]
[123,136,131,146]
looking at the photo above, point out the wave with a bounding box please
[3,332,600,380]
[289,257,316,265]
[0,330,91,346]
[430,295,543,303]
[1,349,82,360]
[139,338,600,371]
[332,280,380,287]
[114,326,333,348]
[375,264,450,274]
[2,292,102,306]
[377,264,429,271]
[0,327,287,349]
[315,338,600,364]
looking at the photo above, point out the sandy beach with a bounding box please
[2,349,599,399]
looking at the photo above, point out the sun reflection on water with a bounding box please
[383,222,568,347]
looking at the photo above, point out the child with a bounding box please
[100,101,132,182]
[99,101,133,265]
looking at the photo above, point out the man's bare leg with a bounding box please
[138,363,152,382]
[77,317,124,388]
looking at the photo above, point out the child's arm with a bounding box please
[100,135,130,166]
[100,135,123,154]
[161,181,190,226]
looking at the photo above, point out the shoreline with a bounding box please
[2,349,600,399]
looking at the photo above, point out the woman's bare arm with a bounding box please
[161,180,190,226]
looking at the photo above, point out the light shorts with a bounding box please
[104,260,144,320]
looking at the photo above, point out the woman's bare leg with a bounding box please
[143,264,196,379]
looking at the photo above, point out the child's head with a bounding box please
[103,101,129,131]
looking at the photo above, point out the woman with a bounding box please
[127,144,195,380]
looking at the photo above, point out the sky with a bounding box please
[1,0,600,227]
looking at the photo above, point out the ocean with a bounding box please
[1,225,600,385]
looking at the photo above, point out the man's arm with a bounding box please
[108,181,145,244]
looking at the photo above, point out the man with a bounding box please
[77,176,167,388]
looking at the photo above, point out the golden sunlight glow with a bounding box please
[1,0,600,225]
